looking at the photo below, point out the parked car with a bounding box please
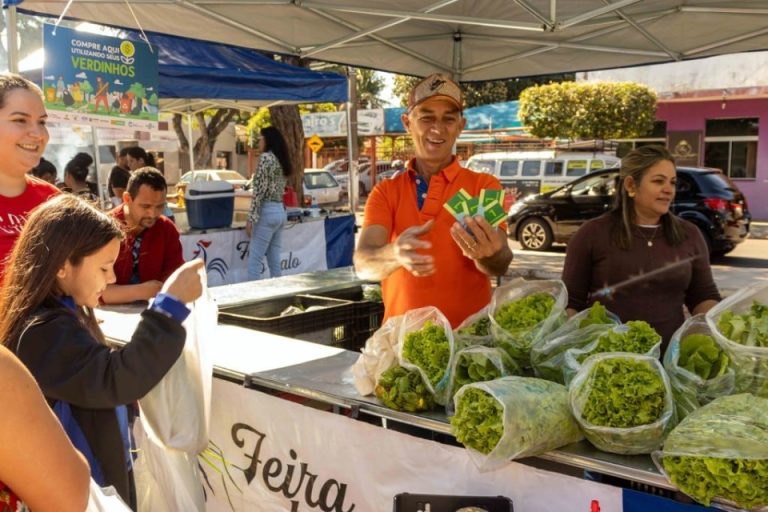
[303,169,342,205]
[333,160,393,196]
[507,167,751,256]
[178,169,249,189]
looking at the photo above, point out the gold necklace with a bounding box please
[636,225,660,247]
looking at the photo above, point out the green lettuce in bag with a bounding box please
[398,306,455,405]
[489,278,567,371]
[706,282,768,397]
[451,377,582,472]
[530,302,620,384]
[654,394,768,509]
[663,315,735,421]
[569,353,673,454]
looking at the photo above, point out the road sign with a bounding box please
[307,134,324,153]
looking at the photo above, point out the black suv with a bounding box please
[507,167,751,255]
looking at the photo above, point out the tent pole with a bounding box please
[8,6,19,73]
[346,67,359,213]
[91,127,106,207]
[187,108,195,178]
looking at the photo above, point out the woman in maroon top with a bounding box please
[562,145,721,346]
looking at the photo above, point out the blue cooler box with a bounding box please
[185,181,235,229]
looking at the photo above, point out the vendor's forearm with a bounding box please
[691,299,719,316]
[475,244,513,277]
[353,244,402,281]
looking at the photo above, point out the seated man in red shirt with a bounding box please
[354,74,513,327]
[102,167,185,304]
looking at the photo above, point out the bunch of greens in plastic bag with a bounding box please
[446,346,519,413]
[398,307,455,405]
[454,307,493,349]
[374,365,435,412]
[489,278,567,371]
[451,377,582,471]
[569,353,673,454]
[706,283,768,397]
[530,303,620,384]
[663,315,735,421]
[654,393,768,509]
[563,321,662,383]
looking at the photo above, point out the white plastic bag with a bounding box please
[135,274,216,512]
[86,480,131,512]
[445,345,519,414]
[705,281,768,397]
[663,315,735,421]
[398,306,455,405]
[133,421,205,512]
[569,353,674,455]
[351,315,403,396]
[139,276,217,453]
[489,278,567,371]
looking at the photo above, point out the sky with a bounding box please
[377,71,399,107]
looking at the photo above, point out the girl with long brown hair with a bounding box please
[0,194,204,506]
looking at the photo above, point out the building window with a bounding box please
[704,118,758,179]
[615,121,667,158]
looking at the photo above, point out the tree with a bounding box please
[172,109,239,171]
[392,73,575,108]
[355,69,385,109]
[519,81,657,141]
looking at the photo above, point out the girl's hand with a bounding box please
[162,259,205,304]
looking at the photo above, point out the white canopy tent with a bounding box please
[11,1,768,81]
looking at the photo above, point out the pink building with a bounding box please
[620,93,768,220]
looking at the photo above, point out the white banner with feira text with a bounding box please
[202,379,623,512]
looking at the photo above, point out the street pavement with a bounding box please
[505,236,768,298]
[351,209,767,296]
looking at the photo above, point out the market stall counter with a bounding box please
[93,268,711,512]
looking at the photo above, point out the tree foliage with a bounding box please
[392,73,575,108]
[519,81,657,140]
[172,109,240,171]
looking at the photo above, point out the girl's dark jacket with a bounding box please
[12,307,185,502]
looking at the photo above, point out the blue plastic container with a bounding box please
[185,181,235,229]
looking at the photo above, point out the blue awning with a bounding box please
[15,10,348,110]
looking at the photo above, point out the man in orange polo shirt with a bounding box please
[354,74,513,327]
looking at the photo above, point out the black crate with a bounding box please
[311,286,385,350]
[218,294,357,348]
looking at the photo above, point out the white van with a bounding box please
[465,150,620,208]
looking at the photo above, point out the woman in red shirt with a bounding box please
[0,73,59,277]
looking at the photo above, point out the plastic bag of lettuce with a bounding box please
[706,282,768,397]
[663,314,735,421]
[454,306,493,349]
[531,302,620,384]
[653,393,768,510]
[569,353,674,454]
[450,377,582,471]
[489,278,567,371]
[562,320,662,385]
[445,346,519,414]
[397,306,455,405]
